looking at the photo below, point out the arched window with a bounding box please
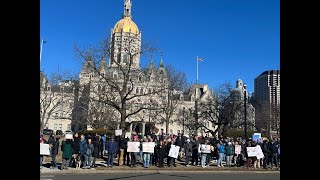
[140,88,144,94]
[136,88,139,94]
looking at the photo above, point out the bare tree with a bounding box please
[150,65,188,134]
[40,68,78,132]
[74,37,167,131]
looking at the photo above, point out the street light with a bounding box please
[182,107,185,135]
[243,84,247,140]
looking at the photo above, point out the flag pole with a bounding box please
[40,38,44,64]
[196,56,198,84]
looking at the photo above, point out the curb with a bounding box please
[41,169,280,175]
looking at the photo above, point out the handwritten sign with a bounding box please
[200,144,211,153]
[66,134,73,139]
[115,129,122,136]
[252,133,261,142]
[168,145,180,158]
[40,143,50,155]
[255,145,264,159]
[127,142,140,152]
[142,142,155,153]
[247,146,264,159]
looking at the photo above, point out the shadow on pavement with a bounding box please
[104,173,159,180]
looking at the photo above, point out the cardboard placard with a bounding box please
[142,142,155,153]
[127,141,140,152]
[200,144,211,153]
[40,143,50,155]
[168,145,180,158]
[115,129,122,136]
[66,134,73,139]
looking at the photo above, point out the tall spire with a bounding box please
[159,51,164,68]
[123,0,132,18]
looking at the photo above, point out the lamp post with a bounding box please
[182,107,185,135]
[243,84,247,140]
[148,104,151,123]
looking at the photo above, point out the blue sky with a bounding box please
[40,0,279,93]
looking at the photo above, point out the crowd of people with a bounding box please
[40,132,280,170]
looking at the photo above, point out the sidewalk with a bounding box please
[40,160,280,174]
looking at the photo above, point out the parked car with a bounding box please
[43,129,54,135]
[56,130,63,135]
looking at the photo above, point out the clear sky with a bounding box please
[40,0,279,93]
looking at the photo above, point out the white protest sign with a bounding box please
[115,129,122,136]
[127,141,140,152]
[142,142,155,153]
[66,134,73,139]
[235,145,241,155]
[168,145,180,158]
[200,144,211,153]
[40,143,50,155]
[255,145,264,159]
[246,147,258,157]
[125,132,131,139]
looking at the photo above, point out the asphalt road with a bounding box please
[40,172,280,180]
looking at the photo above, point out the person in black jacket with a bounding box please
[70,133,81,167]
[175,133,185,161]
[50,135,60,169]
[122,137,130,166]
[269,140,279,169]
[191,137,200,166]
[157,140,167,168]
[92,135,101,167]
[262,139,270,169]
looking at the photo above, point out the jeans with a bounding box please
[217,153,225,166]
[143,153,150,168]
[40,155,43,167]
[131,152,137,166]
[201,154,207,167]
[206,154,211,165]
[226,155,233,166]
[51,154,57,168]
[84,155,91,168]
[185,155,190,165]
[140,151,143,162]
[107,153,115,166]
[61,158,70,169]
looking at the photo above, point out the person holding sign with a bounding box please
[200,140,211,168]
[130,136,139,167]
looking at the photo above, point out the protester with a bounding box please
[84,138,94,169]
[106,136,118,167]
[184,138,192,167]
[225,142,235,167]
[61,137,73,170]
[50,135,60,169]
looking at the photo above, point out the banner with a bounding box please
[142,142,155,153]
[115,129,122,136]
[40,143,50,155]
[127,142,140,152]
[168,145,180,158]
[200,144,211,153]
[235,145,241,155]
[66,134,73,139]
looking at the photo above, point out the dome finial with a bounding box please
[159,51,164,67]
[123,0,132,18]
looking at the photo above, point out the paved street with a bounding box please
[40,173,280,180]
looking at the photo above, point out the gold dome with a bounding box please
[113,17,139,35]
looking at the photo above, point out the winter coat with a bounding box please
[175,137,184,147]
[269,142,278,154]
[51,139,59,155]
[191,141,200,153]
[106,140,118,154]
[84,143,94,156]
[61,140,73,159]
[225,145,235,156]
[184,142,192,156]
[93,138,100,158]
[217,144,226,154]
[79,139,87,156]
[157,144,167,157]
[261,142,270,153]
[72,137,81,154]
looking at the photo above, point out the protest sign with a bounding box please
[127,141,140,152]
[168,145,180,158]
[40,143,50,155]
[66,134,73,139]
[246,147,257,157]
[200,144,211,153]
[142,142,155,153]
[115,129,122,136]
[255,145,264,159]
[252,133,261,142]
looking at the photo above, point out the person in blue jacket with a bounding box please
[106,136,118,167]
